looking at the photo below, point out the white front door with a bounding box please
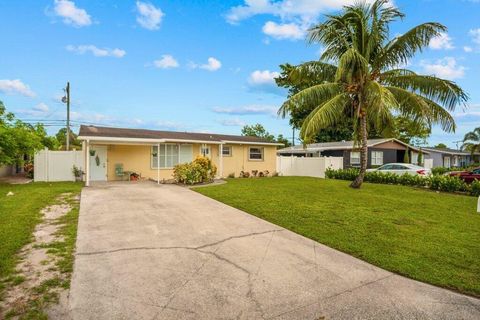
[443,156,451,168]
[200,144,211,158]
[89,146,107,181]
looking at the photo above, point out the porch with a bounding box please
[84,140,223,186]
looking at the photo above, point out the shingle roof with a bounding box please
[422,147,473,156]
[78,125,282,145]
[277,138,424,153]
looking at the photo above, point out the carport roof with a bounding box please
[78,125,283,145]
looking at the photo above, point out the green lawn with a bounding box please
[0,182,83,285]
[195,177,480,297]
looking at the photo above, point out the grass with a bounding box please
[0,182,82,299]
[195,177,480,297]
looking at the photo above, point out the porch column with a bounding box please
[219,143,223,178]
[85,140,90,187]
[157,143,160,184]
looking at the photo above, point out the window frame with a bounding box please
[151,143,190,169]
[350,151,360,165]
[222,145,232,157]
[371,151,384,166]
[248,147,264,161]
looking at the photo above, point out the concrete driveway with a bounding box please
[69,182,480,319]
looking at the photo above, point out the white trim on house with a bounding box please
[220,140,284,146]
[248,147,264,161]
[78,136,282,146]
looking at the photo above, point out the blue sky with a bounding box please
[0,0,479,148]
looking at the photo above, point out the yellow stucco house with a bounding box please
[78,125,282,186]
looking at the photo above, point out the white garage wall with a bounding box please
[276,156,343,178]
[34,149,84,182]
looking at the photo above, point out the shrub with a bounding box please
[227,173,235,178]
[173,156,217,185]
[325,168,475,196]
[469,180,480,197]
[431,167,450,176]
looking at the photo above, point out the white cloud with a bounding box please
[33,103,50,113]
[420,57,466,80]
[0,79,36,97]
[190,57,222,71]
[262,21,304,40]
[218,118,247,127]
[212,105,278,116]
[153,55,179,69]
[136,1,164,30]
[248,70,279,86]
[463,46,473,52]
[226,0,384,24]
[66,45,126,58]
[53,0,92,27]
[469,28,480,44]
[429,32,454,50]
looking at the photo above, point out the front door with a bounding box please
[443,156,451,168]
[200,145,211,158]
[89,146,107,181]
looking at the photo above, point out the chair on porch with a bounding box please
[115,163,129,181]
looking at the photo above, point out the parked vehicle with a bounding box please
[448,167,480,183]
[366,163,431,176]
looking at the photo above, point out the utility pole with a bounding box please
[63,82,71,151]
[292,128,295,146]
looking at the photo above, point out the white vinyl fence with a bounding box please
[277,156,343,178]
[34,149,84,182]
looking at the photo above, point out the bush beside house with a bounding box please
[173,156,217,185]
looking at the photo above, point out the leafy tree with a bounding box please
[462,127,480,156]
[241,124,290,147]
[278,0,467,188]
[434,143,448,149]
[0,101,60,167]
[55,127,82,150]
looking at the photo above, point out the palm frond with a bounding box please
[300,93,349,139]
[381,73,468,111]
[335,48,369,83]
[387,86,456,132]
[377,22,446,69]
[284,61,337,85]
[278,83,342,118]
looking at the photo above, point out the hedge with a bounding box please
[325,168,480,197]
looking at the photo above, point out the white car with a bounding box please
[366,163,431,176]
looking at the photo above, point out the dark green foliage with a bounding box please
[326,168,478,196]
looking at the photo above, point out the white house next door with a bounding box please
[89,146,107,181]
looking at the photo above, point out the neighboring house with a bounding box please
[277,138,428,169]
[422,147,479,168]
[78,125,282,186]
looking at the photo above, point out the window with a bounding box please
[371,151,383,166]
[152,144,192,168]
[249,147,264,161]
[378,164,393,170]
[222,145,232,157]
[350,151,360,165]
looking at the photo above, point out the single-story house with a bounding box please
[78,125,282,186]
[277,138,428,169]
[422,147,479,168]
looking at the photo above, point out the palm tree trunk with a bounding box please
[350,114,368,188]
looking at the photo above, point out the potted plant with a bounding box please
[72,165,84,182]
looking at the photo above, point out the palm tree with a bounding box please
[462,127,480,160]
[278,0,468,188]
